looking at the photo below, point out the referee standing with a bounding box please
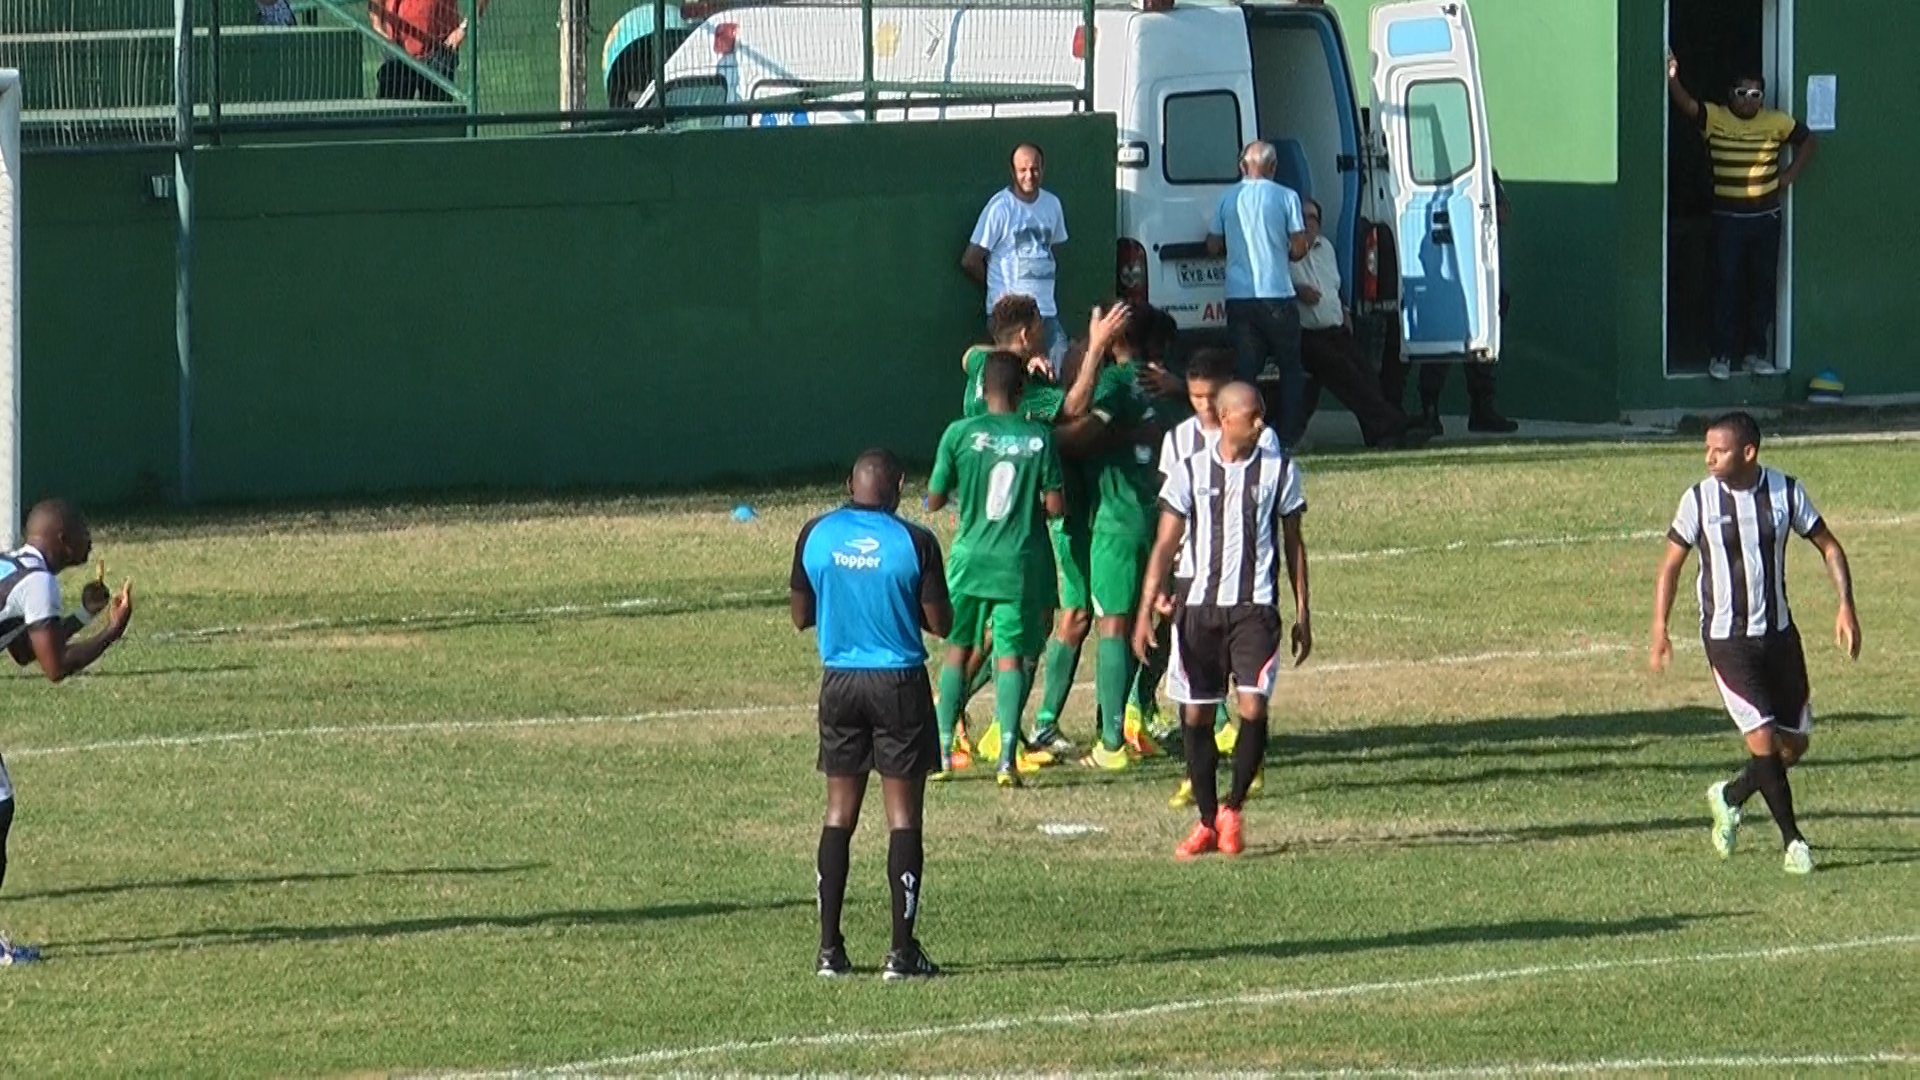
[1135,383,1312,860]
[790,449,953,978]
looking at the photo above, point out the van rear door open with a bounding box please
[1368,0,1500,363]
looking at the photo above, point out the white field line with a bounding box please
[136,516,1913,644]
[582,1054,1920,1079]
[419,933,1920,1077]
[7,642,1645,761]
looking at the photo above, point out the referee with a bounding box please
[1135,383,1312,860]
[1652,412,1858,875]
[790,449,953,978]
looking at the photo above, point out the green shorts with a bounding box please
[948,593,1052,660]
[1090,530,1150,619]
[1049,518,1091,612]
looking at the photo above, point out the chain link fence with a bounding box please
[3,0,1095,150]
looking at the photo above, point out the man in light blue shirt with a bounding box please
[1207,141,1310,448]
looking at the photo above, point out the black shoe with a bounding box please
[881,940,940,980]
[1393,422,1433,449]
[1467,410,1520,434]
[817,940,852,977]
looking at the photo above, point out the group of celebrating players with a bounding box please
[926,295,1310,859]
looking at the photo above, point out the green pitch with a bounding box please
[0,434,1914,1075]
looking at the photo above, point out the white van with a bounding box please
[635,0,1500,364]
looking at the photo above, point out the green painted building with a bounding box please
[1322,0,1911,422]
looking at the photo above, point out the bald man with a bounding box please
[0,499,134,965]
[791,450,952,979]
[1138,383,1311,860]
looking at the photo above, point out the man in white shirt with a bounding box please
[0,499,134,965]
[1289,198,1426,450]
[962,144,1070,375]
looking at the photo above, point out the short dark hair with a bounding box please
[1185,347,1236,385]
[982,349,1026,401]
[1303,196,1323,219]
[989,294,1041,344]
[1117,302,1178,359]
[1732,72,1765,91]
[1707,410,1763,450]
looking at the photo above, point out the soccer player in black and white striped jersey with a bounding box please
[1135,382,1311,860]
[1652,412,1858,875]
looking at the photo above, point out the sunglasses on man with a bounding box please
[1733,87,1765,101]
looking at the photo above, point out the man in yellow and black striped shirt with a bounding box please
[1668,54,1818,381]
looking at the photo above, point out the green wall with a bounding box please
[1327,0,1623,422]
[22,116,1117,505]
[1789,0,1915,399]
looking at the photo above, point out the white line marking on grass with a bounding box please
[425,933,1920,1077]
[137,519,1911,644]
[639,1051,1920,1078]
[9,642,1641,760]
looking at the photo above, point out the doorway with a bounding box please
[1664,0,1794,378]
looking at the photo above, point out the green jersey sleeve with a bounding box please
[961,347,992,418]
[928,420,960,495]
[1038,427,1064,493]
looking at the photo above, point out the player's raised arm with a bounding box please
[28,579,130,684]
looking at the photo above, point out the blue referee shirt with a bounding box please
[790,504,947,670]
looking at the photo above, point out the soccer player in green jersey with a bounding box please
[961,295,1056,419]
[928,352,1068,787]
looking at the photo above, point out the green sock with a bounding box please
[936,662,966,756]
[1215,701,1232,730]
[958,662,993,712]
[1133,620,1171,711]
[1035,636,1082,732]
[1096,635,1134,752]
[994,664,1033,769]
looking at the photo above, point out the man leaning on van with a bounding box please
[961,144,1071,375]
[1207,141,1311,449]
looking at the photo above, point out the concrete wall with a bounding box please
[22,116,1117,505]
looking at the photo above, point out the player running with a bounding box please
[928,352,1067,786]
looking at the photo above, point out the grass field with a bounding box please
[0,433,1915,1077]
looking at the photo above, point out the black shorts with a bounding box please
[817,667,940,778]
[1703,626,1811,735]
[1168,604,1282,705]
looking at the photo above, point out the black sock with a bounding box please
[886,828,924,952]
[0,798,12,894]
[1723,757,1763,808]
[816,825,852,951]
[1227,718,1268,808]
[1752,753,1804,847]
[1182,723,1219,828]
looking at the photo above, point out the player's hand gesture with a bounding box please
[81,559,111,616]
[108,579,133,633]
[1836,604,1860,660]
[1290,616,1312,666]
[1649,632,1673,673]
[1088,303,1130,357]
[1131,612,1158,665]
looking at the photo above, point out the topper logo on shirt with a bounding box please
[834,537,883,570]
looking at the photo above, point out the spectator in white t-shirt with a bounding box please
[961,143,1070,374]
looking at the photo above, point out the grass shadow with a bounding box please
[1294,751,1920,795]
[53,897,811,958]
[4,862,546,903]
[1244,808,1920,856]
[954,910,1744,975]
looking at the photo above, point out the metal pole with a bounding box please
[861,0,876,120]
[649,0,667,124]
[208,0,223,143]
[0,71,22,547]
[1081,0,1094,111]
[173,0,196,503]
[466,0,480,135]
[560,0,588,124]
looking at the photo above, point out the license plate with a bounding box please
[1175,259,1225,288]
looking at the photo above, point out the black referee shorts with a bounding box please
[1168,604,1282,706]
[1704,626,1812,736]
[817,667,940,778]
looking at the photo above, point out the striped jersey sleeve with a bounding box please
[1787,476,1823,537]
[1668,487,1702,549]
[1159,455,1195,518]
[1278,455,1306,516]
